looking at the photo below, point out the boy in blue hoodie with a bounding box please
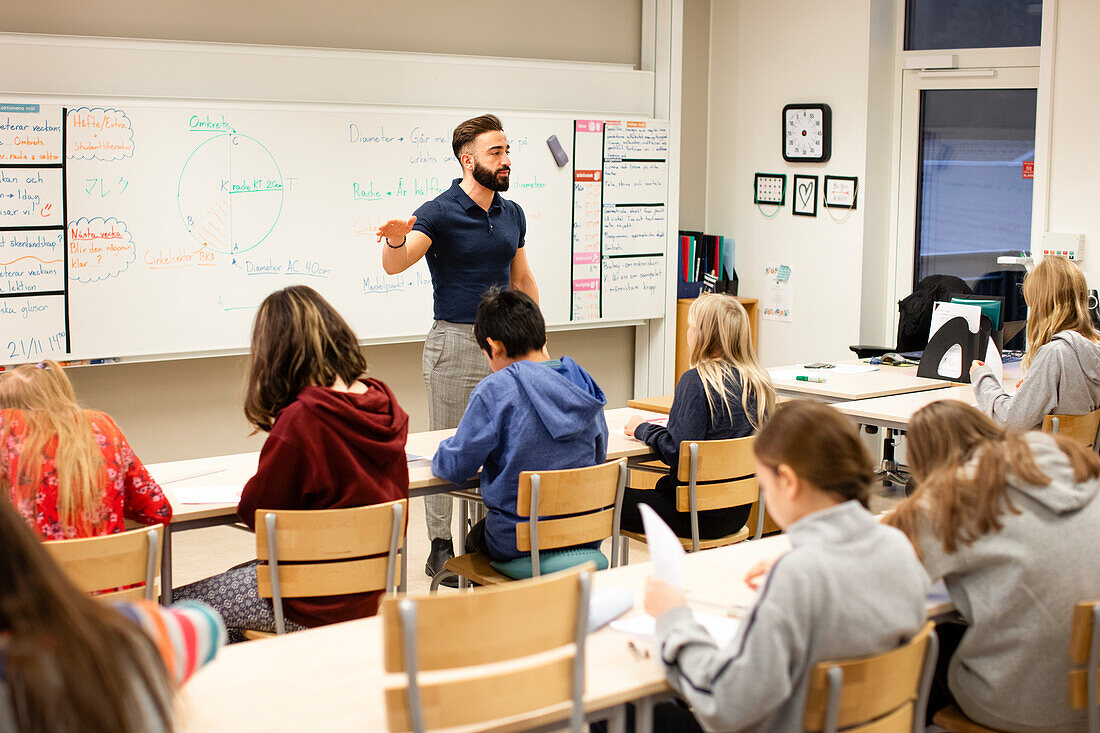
[432,288,609,560]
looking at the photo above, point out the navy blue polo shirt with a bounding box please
[412,178,526,323]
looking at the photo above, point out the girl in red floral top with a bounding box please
[0,360,170,539]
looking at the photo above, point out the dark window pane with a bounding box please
[906,0,1042,50]
[914,89,1037,346]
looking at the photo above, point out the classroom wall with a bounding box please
[1045,0,1100,286]
[5,2,646,462]
[66,328,636,464]
[678,0,711,231]
[705,0,882,366]
[0,0,642,66]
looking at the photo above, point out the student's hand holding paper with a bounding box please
[644,576,686,617]
[970,360,985,376]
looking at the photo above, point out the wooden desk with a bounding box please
[768,360,953,403]
[150,408,665,603]
[178,534,952,732]
[832,363,1023,431]
[626,395,674,414]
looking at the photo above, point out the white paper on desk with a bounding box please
[173,485,244,504]
[767,368,802,382]
[639,504,685,589]
[610,612,741,647]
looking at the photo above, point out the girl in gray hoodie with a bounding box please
[972,255,1100,441]
[888,400,1100,732]
[646,400,928,732]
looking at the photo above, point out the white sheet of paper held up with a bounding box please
[639,504,685,589]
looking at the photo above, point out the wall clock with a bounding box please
[782,103,831,163]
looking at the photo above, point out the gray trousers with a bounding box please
[422,320,491,541]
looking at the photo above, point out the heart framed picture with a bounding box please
[792,174,818,217]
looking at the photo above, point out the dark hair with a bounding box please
[244,285,367,432]
[753,400,873,508]
[474,288,546,358]
[452,114,504,160]
[0,500,174,733]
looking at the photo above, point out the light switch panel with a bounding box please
[754,173,786,205]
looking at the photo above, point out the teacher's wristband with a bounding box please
[386,235,406,249]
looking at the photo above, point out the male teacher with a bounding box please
[376,114,539,584]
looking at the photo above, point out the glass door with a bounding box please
[893,67,1039,347]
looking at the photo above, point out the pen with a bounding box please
[626,640,650,660]
[796,376,825,383]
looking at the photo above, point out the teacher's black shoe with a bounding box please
[426,538,458,588]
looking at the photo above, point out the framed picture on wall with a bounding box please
[792,174,818,217]
[823,175,858,209]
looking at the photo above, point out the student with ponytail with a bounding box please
[642,401,927,732]
[620,293,777,540]
[972,255,1100,439]
[886,400,1100,731]
[0,360,170,539]
[0,499,225,733]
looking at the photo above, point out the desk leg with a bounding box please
[633,697,654,733]
[607,705,626,733]
[160,524,173,605]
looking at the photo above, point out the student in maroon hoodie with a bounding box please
[174,285,409,642]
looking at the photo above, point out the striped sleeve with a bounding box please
[114,600,227,685]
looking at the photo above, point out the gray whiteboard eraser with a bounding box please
[547,135,569,167]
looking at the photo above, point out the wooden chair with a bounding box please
[802,621,937,733]
[44,525,163,602]
[621,436,763,559]
[430,460,627,590]
[244,499,406,639]
[383,567,619,733]
[1043,408,1100,449]
[934,600,1100,733]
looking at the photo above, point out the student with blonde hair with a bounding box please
[972,255,1100,436]
[621,293,777,540]
[642,401,927,731]
[886,400,1100,731]
[0,360,170,539]
[174,285,409,641]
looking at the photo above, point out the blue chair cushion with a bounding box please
[490,547,609,580]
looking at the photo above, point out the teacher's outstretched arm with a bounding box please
[377,216,432,275]
[510,247,539,305]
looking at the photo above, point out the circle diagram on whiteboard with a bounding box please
[177,132,284,255]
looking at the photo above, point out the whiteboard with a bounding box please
[0,98,669,362]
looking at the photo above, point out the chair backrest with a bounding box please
[674,435,758,512]
[513,459,627,574]
[255,499,407,633]
[1043,409,1100,449]
[1068,600,1100,733]
[382,567,591,733]
[803,621,937,733]
[43,525,163,602]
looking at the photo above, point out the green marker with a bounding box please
[796,376,825,383]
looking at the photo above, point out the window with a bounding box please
[905,0,1043,50]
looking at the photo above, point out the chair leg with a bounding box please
[620,536,630,565]
[429,569,458,593]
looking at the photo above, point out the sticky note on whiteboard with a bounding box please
[547,135,569,167]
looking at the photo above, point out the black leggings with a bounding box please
[620,476,751,540]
